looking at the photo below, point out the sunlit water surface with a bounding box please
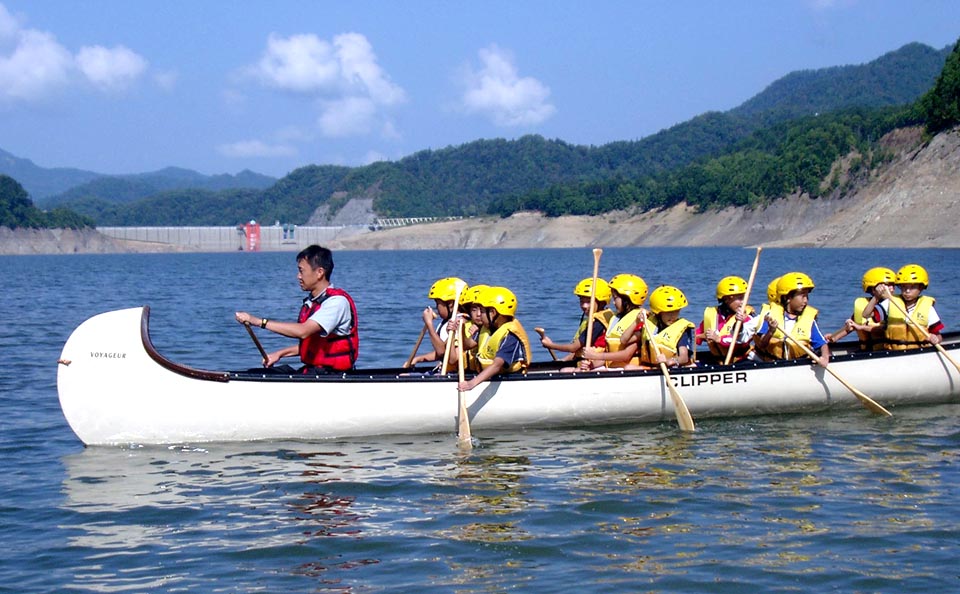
[1,247,958,592]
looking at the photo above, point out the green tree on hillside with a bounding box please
[918,38,960,134]
[0,174,93,229]
[0,174,40,227]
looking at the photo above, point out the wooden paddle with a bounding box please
[456,319,473,449]
[773,326,891,416]
[724,246,762,365]
[533,327,558,360]
[880,288,960,374]
[440,281,468,375]
[642,318,696,432]
[402,325,428,369]
[585,248,602,351]
[243,322,268,364]
[402,310,437,368]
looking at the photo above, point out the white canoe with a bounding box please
[58,306,960,446]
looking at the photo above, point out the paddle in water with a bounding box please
[772,326,891,416]
[642,314,696,432]
[456,318,473,449]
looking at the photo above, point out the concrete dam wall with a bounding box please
[96,225,369,251]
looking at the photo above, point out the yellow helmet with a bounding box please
[766,277,781,304]
[777,272,815,299]
[861,267,896,293]
[574,277,611,302]
[649,285,688,314]
[463,284,489,305]
[896,264,929,288]
[479,286,517,316]
[716,275,748,300]
[428,277,468,302]
[608,274,649,306]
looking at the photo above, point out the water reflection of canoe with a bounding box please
[58,307,960,445]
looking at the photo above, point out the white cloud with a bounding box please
[318,96,377,137]
[246,31,405,138]
[217,139,297,158]
[459,44,556,127]
[334,32,405,105]
[0,5,148,102]
[76,45,148,92]
[250,33,340,93]
[0,28,73,101]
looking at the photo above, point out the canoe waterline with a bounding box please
[58,307,960,446]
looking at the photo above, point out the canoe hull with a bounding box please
[58,307,960,445]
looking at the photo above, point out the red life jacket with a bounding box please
[297,287,359,371]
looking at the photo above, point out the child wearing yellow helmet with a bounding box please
[579,273,648,370]
[458,284,490,372]
[827,267,896,349]
[635,285,696,368]
[411,277,468,371]
[862,264,943,350]
[697,276,757,363]
[538,277,615,361]
[754,272,830,366]
[459,286,532,392]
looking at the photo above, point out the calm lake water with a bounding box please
[1,247,959,592]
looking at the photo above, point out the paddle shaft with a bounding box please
[456,320,473,448]
[724,247,762,365]
[403,324,429,368]
[881,290,960,374]
[585,249,602,350]
[440,282,468,374]
[533,327,558,361]
[642,319,696,432]
[773,327,891,416]
[244,323,269,363]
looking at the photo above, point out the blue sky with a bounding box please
[1,1,958,179]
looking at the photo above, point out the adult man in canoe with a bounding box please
[235,245,359,373]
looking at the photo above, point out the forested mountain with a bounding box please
[5,40,953,228]
[0,175,92,229]
[38,167,276,208]
[492,40,960,217]
[731,42,952,122]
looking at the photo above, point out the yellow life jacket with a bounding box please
[885,295,935,350]
[757,303,772,321]
[640,315,695,365]
[759,304,819,360]
[467,325,492,372]
[851,296,883,351]
[701,304,756,358]
[476,319,532,374]
[604,308,641,368]
[573,309,615,344]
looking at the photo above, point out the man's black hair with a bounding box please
[297,245,334,279]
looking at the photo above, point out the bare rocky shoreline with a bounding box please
[4,128,959,255]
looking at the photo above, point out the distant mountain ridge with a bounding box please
[1,41,951,225]
[0,149,102,200]
[0,149,276,203]
[39,167,276,208]
[731,42,952,121]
